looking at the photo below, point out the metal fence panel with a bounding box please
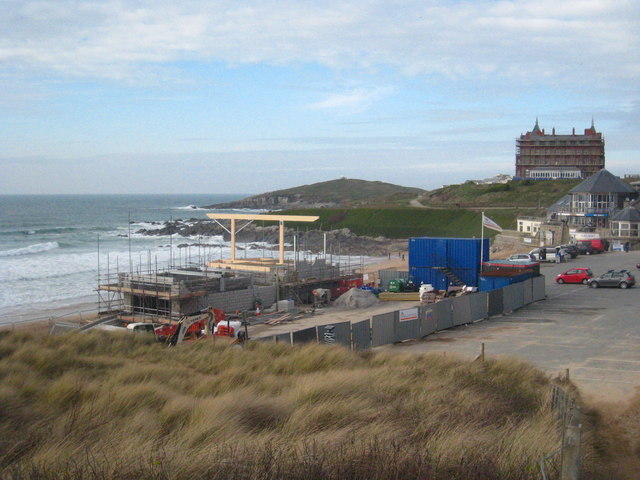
[275,332,292,345]
[292,327,318,344]
[420,306,436,337]
[434,298,453,330]
[503,283,524,313]
[468,292,488,322]
[452,295,471,326]
[372,312,396,346]
[532,275,546,302]
[522,278,533,305]
[396,307,420,342]
[351,319,371,351]
[317,321,351,347]
[487,288,503,317]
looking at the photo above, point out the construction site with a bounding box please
[96,213,365,325]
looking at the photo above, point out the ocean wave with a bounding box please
[0,241,60,257]
[174,205,209,211]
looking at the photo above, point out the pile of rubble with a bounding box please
[334,288,379,309]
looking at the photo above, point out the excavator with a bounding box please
[164,307,245,346]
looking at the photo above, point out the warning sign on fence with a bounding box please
[399,308,418,322]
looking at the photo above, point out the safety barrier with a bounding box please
[252,277,546,350]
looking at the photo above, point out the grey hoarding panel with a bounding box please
[396,319,419,342]
[452,295,471,326]
[420,306,436,337]
[275,332,292,345]
[487,288,503,317]
[292,327,317,344]
[522,279,533,305]
[468,292,488,322]
[351,319,371,351]
[396,307,420,342]
[434,299,453,330]
[317,321,351,347]
[532,276,546,302]
[372,312,396,347]
[503,283,524,313]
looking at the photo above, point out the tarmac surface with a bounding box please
[382,251,640,403]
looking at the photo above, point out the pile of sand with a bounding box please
[333,288,379,309]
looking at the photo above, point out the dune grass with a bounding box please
[0,330,634,479]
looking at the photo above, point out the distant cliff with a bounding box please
[203,178,424,210]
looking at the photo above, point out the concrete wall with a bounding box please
[200,285,277,313]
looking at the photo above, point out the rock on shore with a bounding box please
[135,219,405,256]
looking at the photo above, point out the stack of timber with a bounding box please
[378,292,420,301]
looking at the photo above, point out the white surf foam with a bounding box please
[0,241,60,257]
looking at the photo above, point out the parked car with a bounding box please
[587,270,636,289]
[576,242,594,255]
[529,247,559,263]
[559,244,579,259]
[556,268,593,284]
[577,239,606,255]
[508,253,537,263]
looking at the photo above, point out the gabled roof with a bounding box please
[568,169,635,194]
[610,206,640,222]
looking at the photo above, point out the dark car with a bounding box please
[559,244,579,259]
[576,242,594,255]
[587,270,636,289]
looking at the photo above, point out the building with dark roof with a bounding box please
[515,119,605,179]
[610,206,640,242]
[566,169,636,228]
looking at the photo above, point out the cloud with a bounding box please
[1,0,638,90]
[308,87,391,110]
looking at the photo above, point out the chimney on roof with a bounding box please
[552,128,555,135]
[572,127,575,135]
[542,128,545,134]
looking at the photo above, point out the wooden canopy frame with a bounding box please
[206,213,319,265]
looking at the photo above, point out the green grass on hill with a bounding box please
[421,179,581,208]
[277,208,526,238]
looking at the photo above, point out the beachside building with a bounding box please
[566,169,636,228]
[517,217,542,234]
[515,119,605,179]
[610,206,640,245]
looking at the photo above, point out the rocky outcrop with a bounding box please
[135,220,404,256]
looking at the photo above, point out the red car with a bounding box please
[556,268,593,285]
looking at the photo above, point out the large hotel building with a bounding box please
[515,119,605,179]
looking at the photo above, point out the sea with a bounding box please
[0,194,259,325]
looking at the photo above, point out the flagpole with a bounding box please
[480,212,484,273]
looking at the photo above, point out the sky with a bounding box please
[1,0,639,194]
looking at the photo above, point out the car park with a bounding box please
[587,270,636,289]
[556,268,593,284]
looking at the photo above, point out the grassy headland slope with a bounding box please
[419,179,581,208]
[204,178,425,209]
[1,331,635,479]
[280,207,520,238]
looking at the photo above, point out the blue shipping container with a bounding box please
[408,238,489,288]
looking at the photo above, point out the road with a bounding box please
[383,251,640,402]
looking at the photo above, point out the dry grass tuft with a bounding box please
[0,330,634,479]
